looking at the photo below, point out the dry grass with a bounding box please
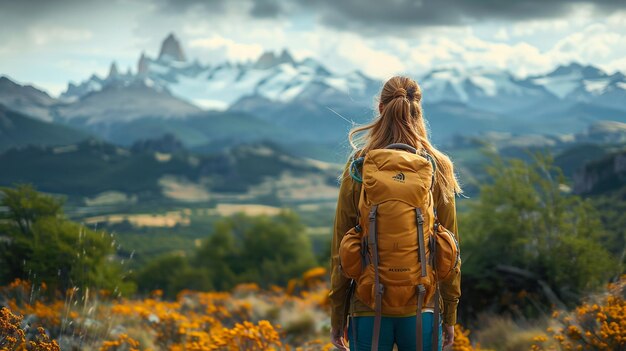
[473,314,548,351]
[158,176,211,202]
[84,191,137,206]
[213,204,282,217]
[83,211,191,228]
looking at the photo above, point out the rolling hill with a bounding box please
[0,137,339,205]
[0,105,90,152]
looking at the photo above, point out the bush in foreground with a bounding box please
[532,275,626,350]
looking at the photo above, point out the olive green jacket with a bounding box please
[329,163,461,331]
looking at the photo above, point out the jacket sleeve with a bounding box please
[435,186,461,326]
[329,163,360,331]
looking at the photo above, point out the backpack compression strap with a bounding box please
[416,208,428,351]
[369,205,383,351]
[431,223,441,351]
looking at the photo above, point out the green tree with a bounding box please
[135,253,212,298]
[460,153,619,317]
[0,184,134,296]
[194,211,317,290]
[591,187,626,271]
[193,218,241,290]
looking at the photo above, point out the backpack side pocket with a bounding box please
[434,224,460,281]
[339,226,367,280]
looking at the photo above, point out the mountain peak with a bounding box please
[0,75,15,85]
[108,62,119,78]
[138,52,149,75]
[548,62,607,79]
[254,49,295,69]
[278,49,294,64]
[158,33,186,62]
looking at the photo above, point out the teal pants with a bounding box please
[347,312,443,351]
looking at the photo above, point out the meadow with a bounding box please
[2,274,624,350]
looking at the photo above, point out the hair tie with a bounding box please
[393,88,407,99]
[406,86,416,101]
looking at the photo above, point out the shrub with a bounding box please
[194,211,317,291]
[460,154,619,319]
[0,306,60,351]
[0,185,134,296]
[532,275,626,350]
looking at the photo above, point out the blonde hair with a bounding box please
[348,76,462,203]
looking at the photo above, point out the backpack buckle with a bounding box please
[369,207,377,220]
[377,283,385,295]
[417,284,426,295]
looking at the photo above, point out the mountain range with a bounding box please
[1,32,626,162]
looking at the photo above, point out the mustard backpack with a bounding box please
[339,143,460,351]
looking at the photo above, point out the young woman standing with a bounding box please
[329,76,462,350]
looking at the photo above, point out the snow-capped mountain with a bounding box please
[57,79,202,124]
[62,33,379,112]
[60,33,626,125]
[525,63,626,111]
[418,63,626,117]
[419,67,556,114]
[2,32,626,153]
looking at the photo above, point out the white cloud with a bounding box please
[333,35,406,78]
[604,56,626,74]
[607,12,626,27]
[510,19,571,37]
[547,23,626,69]
[29,26,93,46]
[58,59,110,78]
[189,36,264,61]
[494,28,509,41]
[2,1,626,96]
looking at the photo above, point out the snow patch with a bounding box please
[469,76,497,96]
[193,99,229,111]
[583,80,610,95]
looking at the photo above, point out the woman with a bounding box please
[329,76,462,350]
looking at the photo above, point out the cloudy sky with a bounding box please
[1,0,625,96]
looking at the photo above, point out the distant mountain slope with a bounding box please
[0,76,57,121]
[56,79,202,124]
[63,110,295,148]
[444,120,626,196]
[0,105,90,152]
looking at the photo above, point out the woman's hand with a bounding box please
[443,324,455,349]
[330,327,349,350]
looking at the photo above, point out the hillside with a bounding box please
[0,105,90,152]
[573,149,626,195]
[443,121,626,196]
[65,110,296,149]
[0,76,57,121]
[0,137,339,204]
